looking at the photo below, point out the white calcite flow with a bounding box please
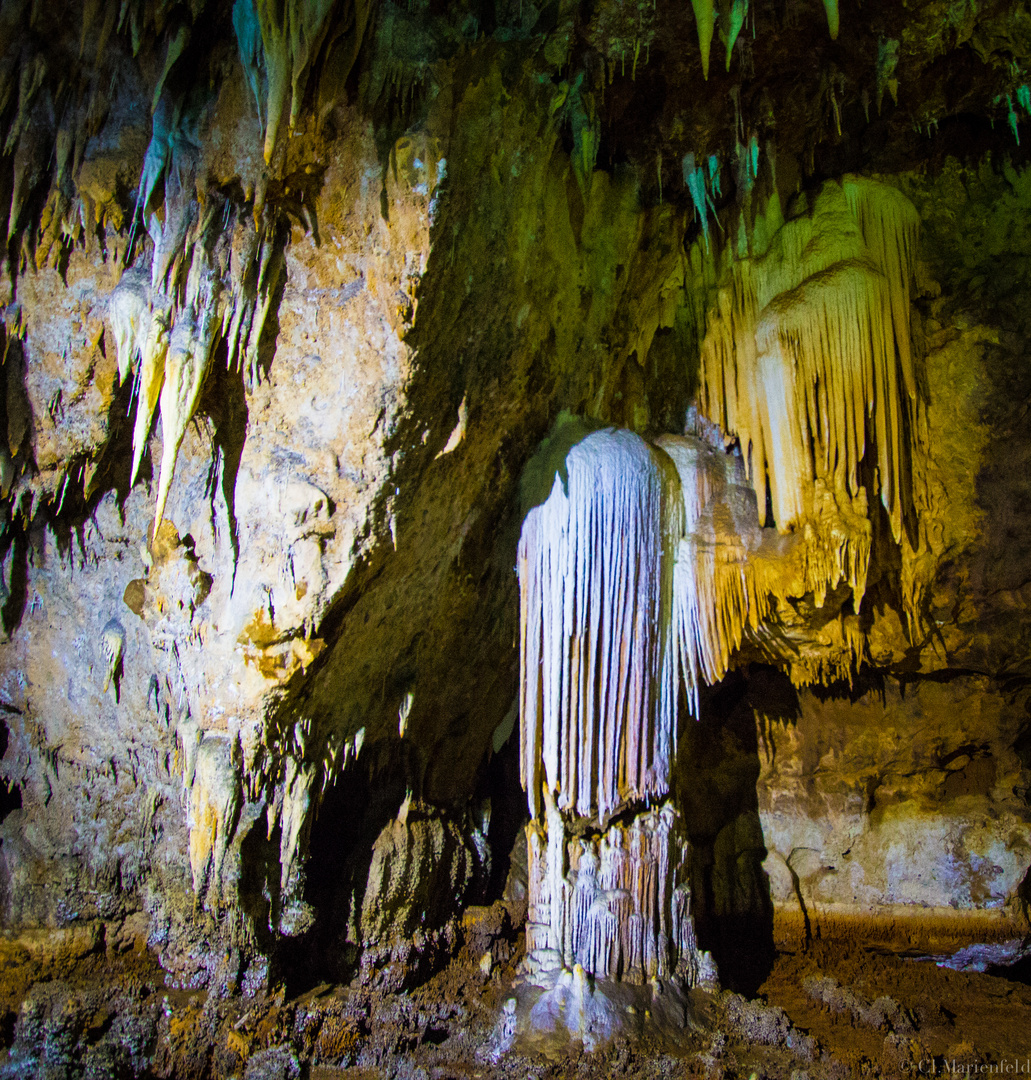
[517,428,733,993]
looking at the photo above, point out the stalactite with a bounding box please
[518,429,681,825]
[231,0,337,163]
[130,301,171,487]
[692,176,921,615]
[823,0,839,40]
[152,297,218,534]
[187,732,241,906]
[651,434,776,713]
[690,0,715,80]
[721,0,748,70]
[683,153,711,248]
[107,268,152,385]
[105,189,282,532]
[151,22,190,113]
[233,0,266,128]
[277,753,314,902]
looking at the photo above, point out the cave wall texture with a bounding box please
[0,0,1029,999]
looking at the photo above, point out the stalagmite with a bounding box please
[521,803,703,986]
[517,427,716,1012]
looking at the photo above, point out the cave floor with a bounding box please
[2,924,1031,1078]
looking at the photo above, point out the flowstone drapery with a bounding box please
[515,428,722,1020]
[517,430,681,826]
[690,176,922,607]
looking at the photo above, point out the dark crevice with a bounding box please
[0,719,20,824]
[473,719,527,903]
[677,665,781,997]
[276,740,409,993]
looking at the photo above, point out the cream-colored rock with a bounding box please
[0,107,438,965]
[757,677,1031,938]
[187,734,241,904]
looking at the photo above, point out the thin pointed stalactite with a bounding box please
[690,0,715,80]
[823,0,840,39]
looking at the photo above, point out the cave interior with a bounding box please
[0,0,1031,1076]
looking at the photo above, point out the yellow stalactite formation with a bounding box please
[152,251,222,535]
[105,198,282,534]
[656,435,772,708]
[130,301,171,487]
[690,0,715,80]
[692,176,921,616]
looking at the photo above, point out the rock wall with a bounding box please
[759,677,1031,948]
[0,86,443,985]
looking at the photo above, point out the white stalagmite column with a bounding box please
[514,183,926,1019]
[517,428,712,989]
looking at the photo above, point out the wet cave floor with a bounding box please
[2,913,1031,1078]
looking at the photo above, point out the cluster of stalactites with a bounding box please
[181,710,366,914]
[232,0,338,164]
[518,429,682,825]
[694,176,921,603]
[656,435,772,712]
[107,200,282,535]
[524,800,709,986]
[518,429,772,826]
[690,0,837,80]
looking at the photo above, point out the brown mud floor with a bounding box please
[2,917,1031,1078]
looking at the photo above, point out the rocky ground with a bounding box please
[1,902,1029,1079]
